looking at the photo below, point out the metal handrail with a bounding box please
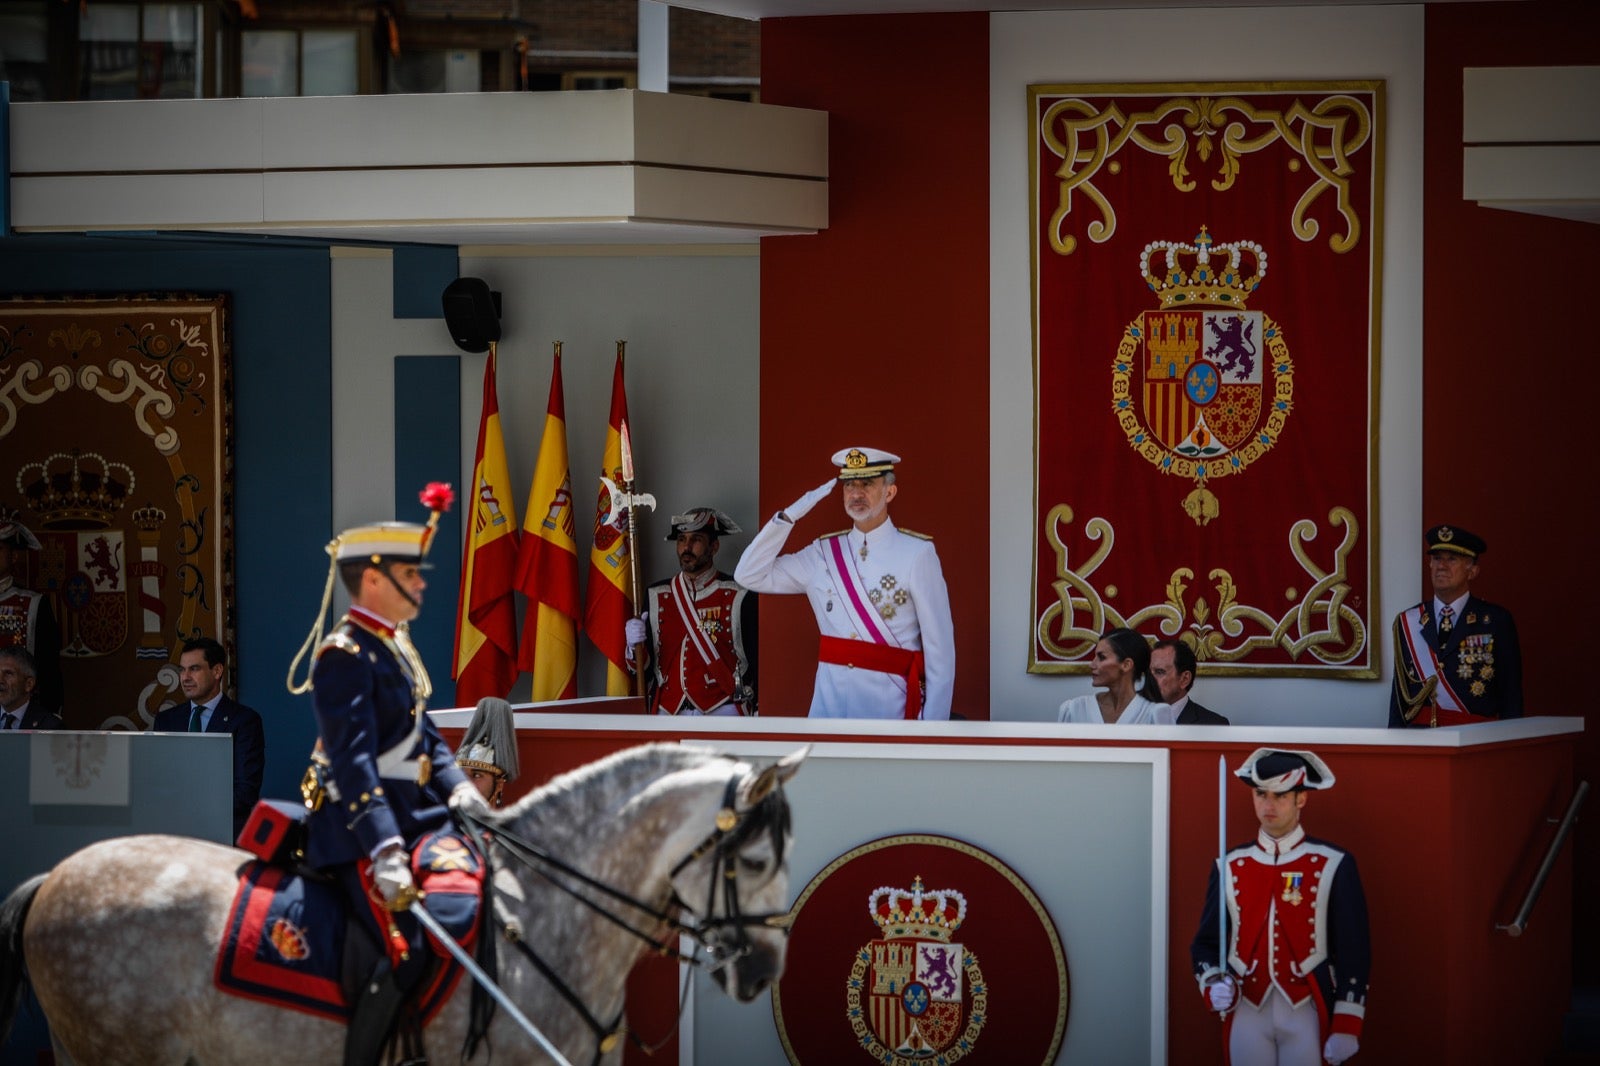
[1497,779,1589,937]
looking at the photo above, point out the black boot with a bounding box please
[344,959,406,1066]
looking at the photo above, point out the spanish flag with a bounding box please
[583,349,635,696]
[453,345,520,705]
[514,345,581,700]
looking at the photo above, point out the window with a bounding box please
[80,2,205,100]
[387,49,481,94]
[240,28,359,97]
[561,70,634,92]
[0,3,50,102]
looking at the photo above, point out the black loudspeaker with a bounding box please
[442,277,502,353]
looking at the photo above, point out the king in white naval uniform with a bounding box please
[735,447,954,720]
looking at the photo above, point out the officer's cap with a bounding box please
[0,512,41,552]
[1425,524,1486,559]
[335,522,432,566]
[1235,748,1336,793]
[832,447,900,481]
[665,507,742,541]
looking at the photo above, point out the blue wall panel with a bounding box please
[394,354,461,709]
[0,236,332,805]
[392,245,459,320]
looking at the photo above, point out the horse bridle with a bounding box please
[454,768,793,1064]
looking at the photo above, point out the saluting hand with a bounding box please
[784,478,837,522]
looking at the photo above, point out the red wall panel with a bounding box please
[1423,0,1600,979]
[758,13,992,719]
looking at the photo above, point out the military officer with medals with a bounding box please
[288,484,491,1066]
[1192,748,1371,1066]
[735,447,954,720]
[625,506,758,716]
[1388,524,1523,727]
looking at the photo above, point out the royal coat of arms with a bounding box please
[1114,226,1293,526]
[848,876,987,1063]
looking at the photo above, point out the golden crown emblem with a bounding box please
[869,876,967,942]
[1140,225,1266,310]
[15,450,135,530]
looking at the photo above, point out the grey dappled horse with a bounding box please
[0,742,805,1065]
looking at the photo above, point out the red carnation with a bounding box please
[420,481,455,514]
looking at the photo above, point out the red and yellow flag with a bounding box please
[453,345,520,705]
[583,349,635,696]
[514,345,582,701]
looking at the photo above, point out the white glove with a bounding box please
[625,617,647,647]
[449,779,491,821]
[1323,1033,1359,1064]
[372,846,413,906]
[1205,979,1236,1012]
[783,478,837,522]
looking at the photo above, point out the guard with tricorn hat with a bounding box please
[625,505,759,715]
[735,447,954,719]
[287,483,494,1066]
[1389,523,1523,727]
[1191,748,1371,1066]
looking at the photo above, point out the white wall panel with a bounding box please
[989,5,1426,726]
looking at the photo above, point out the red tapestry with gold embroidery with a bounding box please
[1030,84,1382,676]
[0,295,233,726]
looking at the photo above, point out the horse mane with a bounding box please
[494,742,726,836]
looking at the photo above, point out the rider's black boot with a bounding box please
[344,958,406,1066]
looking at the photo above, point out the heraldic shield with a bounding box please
[854,877,983,1059]
[773,834,1068,1066]
[1114,225,1294,525]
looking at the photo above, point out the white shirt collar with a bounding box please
[851,517,897,546]
[1256,823,1305,859]
[1167,693,1191,716]
[1433,591,1469,619]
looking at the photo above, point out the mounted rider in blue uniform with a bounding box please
[288,483,492,1066]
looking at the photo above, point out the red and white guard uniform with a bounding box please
[1192,823,1371,1065]
[644,569,756,716]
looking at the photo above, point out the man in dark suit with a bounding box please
[1151,639,1230,725]
[1389,524,1521,727]
[0,647,64,730]
[153,636,265,839]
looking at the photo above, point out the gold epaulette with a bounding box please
[317,629,361,659]
[821,530,850,541]
[899,528,933,541]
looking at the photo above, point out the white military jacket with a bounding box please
[736,514,954,719]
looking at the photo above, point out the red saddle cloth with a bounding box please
[216,830,485,1022]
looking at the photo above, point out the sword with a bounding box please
[1216,754,1234,1016]
[408,899,575,1066]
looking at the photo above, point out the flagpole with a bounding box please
[617,341,647,699]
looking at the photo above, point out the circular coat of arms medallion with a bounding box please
[773,834,1068,1065]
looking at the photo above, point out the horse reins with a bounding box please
[454,771,793,1064]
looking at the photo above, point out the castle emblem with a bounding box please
[1113,226,1295,525]
[846,875,987,1063]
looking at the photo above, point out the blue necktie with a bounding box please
[188,704,204,732]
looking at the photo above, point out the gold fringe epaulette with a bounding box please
[317,629,361,658]
[899,528,933,541]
